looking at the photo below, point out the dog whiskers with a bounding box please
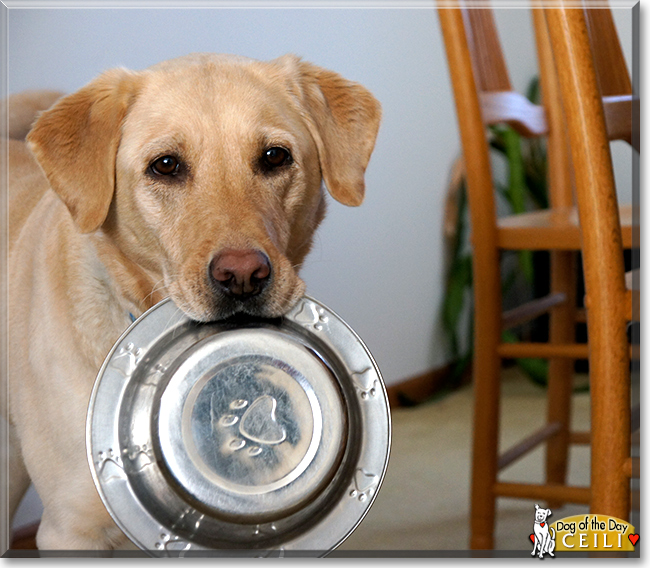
[161,305,185,340]
[144,277,170,306]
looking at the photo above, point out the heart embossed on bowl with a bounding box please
[239,395,287,446]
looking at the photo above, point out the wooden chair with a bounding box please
[437,0,635,549]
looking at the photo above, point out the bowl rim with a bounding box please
[86,295,391,556]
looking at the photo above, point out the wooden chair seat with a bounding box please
[496,204,633,250]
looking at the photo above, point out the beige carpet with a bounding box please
[338,367,593,552]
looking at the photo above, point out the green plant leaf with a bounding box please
[515,357,549,386]
[519,249,534,285]
[502,127,527,214]
[526,75,541,104]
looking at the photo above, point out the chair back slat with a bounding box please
[532,8,574,208]
[584,8,632,97]
[455,3,550,138]
[464,8,512,92]
[479,91,547,137]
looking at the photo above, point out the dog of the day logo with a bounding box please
[529,504,638,557]
[530,504,555,558]
[552,514,637,552]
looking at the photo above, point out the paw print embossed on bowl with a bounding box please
[87,296,390,556]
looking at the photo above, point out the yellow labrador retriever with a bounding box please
[6,53,380,550]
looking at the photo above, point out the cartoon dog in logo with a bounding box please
[531,504,555,558]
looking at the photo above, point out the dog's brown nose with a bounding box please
[210,249,271,299]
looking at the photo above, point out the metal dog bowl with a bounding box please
[87,296,390,556]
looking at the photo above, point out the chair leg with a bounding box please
[469,258,502,550]
[545,251,577,507]
[543,2,632,524]
[589,312,631,521]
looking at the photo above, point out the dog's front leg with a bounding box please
[15,356,131,551]
[36,495,129,551]
[28,414,131,551]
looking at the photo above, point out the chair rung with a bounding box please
[498,422,562,470]
[494,482,591,504]
[569,431,590,445]
[498,342,588,359]
[501,293,567,331]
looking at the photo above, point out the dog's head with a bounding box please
[534,504,552,523]
[27,53,381,320]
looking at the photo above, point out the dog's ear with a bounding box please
[27,69,141,233]
[546,509,552,517]
[280,55,381,207]
[535,504,540,510]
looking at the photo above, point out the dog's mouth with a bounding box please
[166,267,306,323]
[207,291,277,321]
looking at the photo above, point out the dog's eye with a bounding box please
[262,147,292,170]
[150,155,180,176]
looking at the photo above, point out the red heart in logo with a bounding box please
[529,534,535,543]
[541,523,545,528]
[629,534,639,546]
